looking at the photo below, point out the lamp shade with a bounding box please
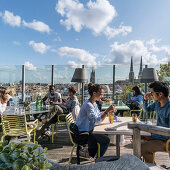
[71,68,88,83]
[141,68,158,83]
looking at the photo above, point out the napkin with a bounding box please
[113,116,122,122]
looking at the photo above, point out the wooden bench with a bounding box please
[128,122,170,159]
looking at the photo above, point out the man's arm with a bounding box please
[43,96,48,102]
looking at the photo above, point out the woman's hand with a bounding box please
[108,104,117,113]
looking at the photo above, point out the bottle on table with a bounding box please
[40,98,43,109]
[36,96,39,109]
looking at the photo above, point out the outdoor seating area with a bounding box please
[0,63,169,169]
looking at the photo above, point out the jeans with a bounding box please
[88,133,110,158]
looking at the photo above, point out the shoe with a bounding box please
[29,122,36,128]
[9,137,20,144]
[36,122,43,130]
[89,157,95,162]
[79,146,91,158]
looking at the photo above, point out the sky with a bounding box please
[0,0,169,83]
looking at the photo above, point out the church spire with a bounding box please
[138,56,143,80]
[129,56,134,84]
[90,66,95,83]
[130,56,133,72]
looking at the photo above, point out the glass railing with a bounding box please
[0,64,169,104]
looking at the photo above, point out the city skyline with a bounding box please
[0,63,160,84]
[0,0,169,68]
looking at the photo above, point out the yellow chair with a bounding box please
[129,101,143,119]
[1,114,38,143]
[129,109,143,119]
[65,113,100,165]
[51,114,67,143]
[152,139,170,164]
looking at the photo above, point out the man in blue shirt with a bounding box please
[142,81,170,163]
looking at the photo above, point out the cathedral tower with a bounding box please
[90,67,95,83]
[138,56,143,80]
[129,56,134,84]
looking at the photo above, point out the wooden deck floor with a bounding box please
[40,125,170,169]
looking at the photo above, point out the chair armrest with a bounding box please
[70,131,89,136]
[79,132,89,135]
[166,139,170,152]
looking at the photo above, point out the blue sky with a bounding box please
[0,0,170,67]
[0,0,169,84]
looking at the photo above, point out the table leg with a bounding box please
[116,134,120,158]
[133,128,141,158]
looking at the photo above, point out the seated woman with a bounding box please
[76,83,116,158]
[0,86,8,113]
[127,86,143,110]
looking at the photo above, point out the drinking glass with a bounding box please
[132,113,137,122]
[107,98,111,104]
[108,112,114,123]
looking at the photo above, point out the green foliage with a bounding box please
[157,62,170,81]
[0,141,52,170]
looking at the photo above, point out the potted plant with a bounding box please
[0,141,52,170]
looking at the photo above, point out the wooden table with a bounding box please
[94,117,150,158]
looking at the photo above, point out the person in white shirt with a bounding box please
[0,86,8,134]
[0,87,8,113]
[36,85,63,140]
[43,85,62,104]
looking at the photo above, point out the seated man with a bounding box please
[36,85,63,140]
[36,86,79,140]
[43,85,62,105]
[141,81,170,163]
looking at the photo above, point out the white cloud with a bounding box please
[13,41,21,46]
[56,0,117,34]
[1,10,21,27]
[58,46,99,66]
[24,61,36,71]
[104,25,132,39]
[67,61,82,68]
[104,40,168,65]
[147,40,170,62]
[23,20,51,33]
[29,41,50,54]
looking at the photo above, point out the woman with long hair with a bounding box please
[0,86,8,113]
[127,86,143,110]
[76,83,116,158]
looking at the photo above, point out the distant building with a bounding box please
[138,56,143,80]
[116,56,143,86]
[129,56,134,84]
[90,67,95,83]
